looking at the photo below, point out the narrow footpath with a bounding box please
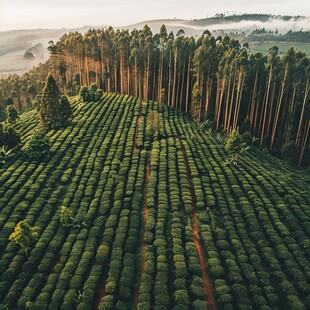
[179,138,217,310]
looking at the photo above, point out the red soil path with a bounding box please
[133,105,142,151]
[93,277,106,310]
[50,259,60,274]
[135,160,150,308]
[179,139,217,310]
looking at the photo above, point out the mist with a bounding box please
[175,18,310,34]
[1,0,309,31]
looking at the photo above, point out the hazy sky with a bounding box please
[1,0,309,31]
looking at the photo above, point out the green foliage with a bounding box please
[6,106,19,124]
[25,132,50,160]
[90,83,98,93]
[191,82,200,121]
[96,245,110,264]
[224,129,249,165]
[0,94,309,309]
[0,145,13,164]
[79,86,89,102]
[0,108,7,122]
[3,127,20,150]
[240,116,251,133]
[146,110,162,141]
[9,221,38,255]
[40,73,72,130]
[79,84,103,102]
[59,206,74,227]
[60,95,73,121]
[75,290,86,304]
[0,124,20,163]
[160,88,166,104]
[95,89,103,101]
[0,124,20,150]
[59,206,87,229]
[281,141,298,165]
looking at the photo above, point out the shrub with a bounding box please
[2,126,21,150]
[174,290,189,306]
[224,129,249,165]
[106,281,116,294]
[281,141,298,165]
[6,105,19,124]
[26,132,50,160]
[192,299,208,309]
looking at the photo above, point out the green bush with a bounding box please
[25,132,50,160]
[281,141,298,165]
[96,244,110,265]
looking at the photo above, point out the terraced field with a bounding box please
[0,94,309,310]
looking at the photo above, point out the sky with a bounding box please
[0,0,309,31]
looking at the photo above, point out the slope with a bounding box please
[0,94,309,309]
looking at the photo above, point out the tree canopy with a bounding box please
[40,73,72,130]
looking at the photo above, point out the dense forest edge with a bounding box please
[0,20,309,167]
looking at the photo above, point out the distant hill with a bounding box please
[123,14,310,36]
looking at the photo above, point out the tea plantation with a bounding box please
[0,93,309,310]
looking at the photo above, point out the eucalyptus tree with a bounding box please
[118,30,130,94]
[246,52,266,135]
[144,32,154,99]
[184,37,195,113]
[158,25,168,100]
[171,31,184,108]
[270,47,295,150]
[259,45,280,146]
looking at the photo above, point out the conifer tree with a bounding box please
[40,73,72,130]
[7,105,19,124]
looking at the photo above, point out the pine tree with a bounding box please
[7,105,19,124]
[40,73,72,130]
[191,82,200,121]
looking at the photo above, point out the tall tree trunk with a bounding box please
[298,120,309,166]
[296,80,309,146]
[270,63,289,150]
[216,78,225,130]
[172,52,177,107]
[260,65,273,146]
[185,56,191,113]
[226,73,236,131]
[224,77,232,130]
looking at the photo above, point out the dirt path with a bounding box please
[135,159,150,308]
[179,139,217,310]
[133,105,142,151]
[50,259,60,274]
[93,277,106,309]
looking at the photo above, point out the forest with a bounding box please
[0,17,310,309]
[247,29,310,44]
[0,25,309,165]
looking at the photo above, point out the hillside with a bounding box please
[0,94,309,309]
